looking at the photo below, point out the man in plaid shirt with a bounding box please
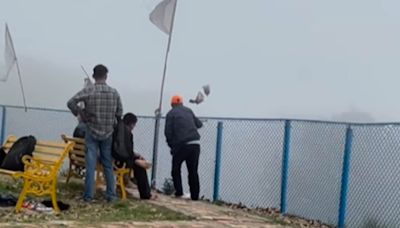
[67,64,123,202]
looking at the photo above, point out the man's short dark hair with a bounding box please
[123,113,138,125]
[93,64,108,79]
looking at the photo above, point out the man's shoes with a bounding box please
[175,193,191,200]
[106,197,118,203]
[82,197,100,203]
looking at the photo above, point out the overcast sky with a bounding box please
[1,0,400,121]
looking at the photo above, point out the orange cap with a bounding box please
[171,95,183,105]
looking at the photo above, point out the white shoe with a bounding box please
[176,193,191,200]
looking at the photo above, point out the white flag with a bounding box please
[149,0,177,35]
[1,24,17,81]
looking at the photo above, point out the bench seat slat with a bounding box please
[32,155,59,164]
[72,144,85,150]
[62,135,85,144]
[70,149,85,156]
[36,141,66,149]
[0,169,19,176]
[71,155,85,163]
[34,146,64,156]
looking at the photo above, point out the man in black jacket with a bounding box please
[118,113,154,200]
[165,95,203,200]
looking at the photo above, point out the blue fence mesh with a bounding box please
[219,120,284,209]
[346,125,400,228]
[1,105,400,227]
[131,116,155,169]
[287,121,346,225]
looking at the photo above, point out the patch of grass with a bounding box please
[58,181,84,193]
[0,177,191,224]
[101,201,191,222]
[1,225,26,228]
[0,178,21,195]
[54,200,192,223]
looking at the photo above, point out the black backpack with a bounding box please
[1,136,36,171]
[112,121,130,162]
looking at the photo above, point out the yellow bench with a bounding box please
[0,135,74,213]
[61,135,130,200]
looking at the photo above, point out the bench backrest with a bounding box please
[2,135,74,173]
[61,134,85,167]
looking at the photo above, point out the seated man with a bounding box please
[119,113,155,200]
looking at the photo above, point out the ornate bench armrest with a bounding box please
[21,155,54,179]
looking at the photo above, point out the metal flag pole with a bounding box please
[151,0,178,189]
[80,65,90,79]
[15,60,27,112]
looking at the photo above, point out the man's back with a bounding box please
[68,83,123,140]
[165,104,202,147]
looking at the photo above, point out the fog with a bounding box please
[1,0,400,122]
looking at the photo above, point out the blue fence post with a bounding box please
[280,120,291,214]
[338,126,353,228]
[0,106,6,143]
[213,121,224,202]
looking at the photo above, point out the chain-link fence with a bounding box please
[346,124,400,228]
[218,119,284,209]
[287,121,346,225]
[131,116,155,174]
[1,105,400,227]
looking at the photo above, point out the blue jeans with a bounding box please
[84,131,116,201]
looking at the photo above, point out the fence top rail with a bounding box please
[1,104,400,127]
[1,104,69,113]
[201,117,400,127]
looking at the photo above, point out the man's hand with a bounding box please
[134,152,144,160]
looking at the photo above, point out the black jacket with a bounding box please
[164,104,203,149]
[113,121,135,168]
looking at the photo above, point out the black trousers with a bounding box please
[171,144,200,200]
[132,161,151,199]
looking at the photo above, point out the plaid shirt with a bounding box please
[67,82,123,140]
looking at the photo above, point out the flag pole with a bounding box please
[81,65,90,79]
[15,60,27,112]
[151,0,178,189]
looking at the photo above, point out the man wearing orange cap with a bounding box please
[165,95,203,200]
